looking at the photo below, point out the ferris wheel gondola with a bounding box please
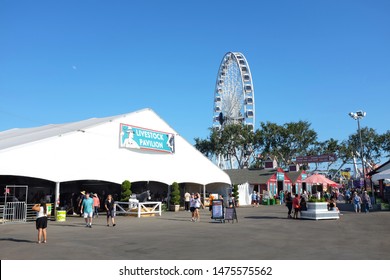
[213,52,255,132]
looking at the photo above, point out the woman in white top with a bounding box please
[193,193,204,222]
[32,202,48,244]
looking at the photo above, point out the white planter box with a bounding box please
[301,202,340,220]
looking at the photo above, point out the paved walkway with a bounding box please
[1,203,390,260]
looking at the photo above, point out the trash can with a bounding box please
[262,198,270,205]
[46,203,52,217]
[56,210,66,222]
[270,198,275,205]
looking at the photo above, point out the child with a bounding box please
[32,201,48,243]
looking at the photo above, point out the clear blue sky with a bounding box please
[1,0,389,162]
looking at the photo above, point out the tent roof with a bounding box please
[287,170,304,183]
[0,108,231,186]
[302,173,338,186]
[225,168,279,185]
[0,115,117,151]
[372,169,390,181]
[367,159,390,176]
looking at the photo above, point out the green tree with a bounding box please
[258,121,317,168]
[347,127,383,165]
[194,120,389,173]
[195,124,261,169]
[380,130,390,157]
[170,182,181,206]
[121,180,132,202]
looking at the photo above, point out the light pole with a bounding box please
[348,110,367,190]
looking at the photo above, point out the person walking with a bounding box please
[361,191,371,213]
[193,193,204,222]
[228,193,234,208]
[77,191,86,216]
[189,193,196,221]
[92,193,100,218]
[251,191,258,207]
[352,192,362,213]
[302,191,309,202]
[279,190,284,205]
[32,200,48,244]
[345,189,351,204]
[105,194,116,227]
[184,191,191,212]
[208,193,215,213]
[285,192,293,219]
[292,194,300,219]
[81,192,94,228]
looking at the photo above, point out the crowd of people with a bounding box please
[183,191,237,222]
[32,187,375,243]
[32,191,118,244]
[281,188,374,219]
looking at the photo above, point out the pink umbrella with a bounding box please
[302,174,338,187]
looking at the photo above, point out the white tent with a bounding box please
[0,108,231,188]
[372,169,390,181]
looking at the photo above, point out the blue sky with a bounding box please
[1,0,389,163]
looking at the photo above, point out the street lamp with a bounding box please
[348,110,367,190]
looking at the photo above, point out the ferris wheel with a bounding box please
[213,52,255,131]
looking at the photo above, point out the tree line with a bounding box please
[194,121,390,171]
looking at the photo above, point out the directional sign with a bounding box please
[295,154,337,164]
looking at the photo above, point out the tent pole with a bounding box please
[55,182,60,219]
[203,185,206,205]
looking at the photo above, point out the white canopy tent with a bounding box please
[0,108,231,193]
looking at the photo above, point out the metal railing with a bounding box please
[1,202,27,224]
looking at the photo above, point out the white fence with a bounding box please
[115,201,162,218]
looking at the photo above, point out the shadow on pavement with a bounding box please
[0,238,36,243]
[244,216,285,220]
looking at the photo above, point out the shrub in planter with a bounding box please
[121,180,132,202]
[170,182,181,211]
[308,197,326,203]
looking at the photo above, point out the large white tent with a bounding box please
[0,108,231,199]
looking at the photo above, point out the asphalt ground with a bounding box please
[1,203,390,260]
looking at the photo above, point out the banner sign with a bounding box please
[295,154,337,164]
[211,200,224,220]
[120,123,175,153]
